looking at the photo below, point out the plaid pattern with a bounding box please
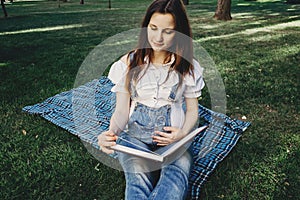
[188,106,250,199]
[23,76,250,199]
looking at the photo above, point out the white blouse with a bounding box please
[108,57,205,128]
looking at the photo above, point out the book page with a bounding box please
[111,125,207,162]
[111,144,164,162]
[160,126,207,157]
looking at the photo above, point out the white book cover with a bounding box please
[111,125,208,162]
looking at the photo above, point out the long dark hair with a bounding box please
[126,0,194,92]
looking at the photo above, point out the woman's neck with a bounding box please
[151,51,171,65]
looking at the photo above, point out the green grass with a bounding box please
[1,0,299,199]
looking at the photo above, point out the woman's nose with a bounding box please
[154,30,163,42]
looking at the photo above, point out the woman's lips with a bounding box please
[152,41,164,47]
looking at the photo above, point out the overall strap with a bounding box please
[167,83,178,102]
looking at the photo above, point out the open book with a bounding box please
[111,125,207,162]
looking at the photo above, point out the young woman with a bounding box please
[98,0,205,199]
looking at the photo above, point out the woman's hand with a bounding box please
[97,130,118,154]
[152,127,186,146]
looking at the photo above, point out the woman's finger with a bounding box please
[163,126,178,132]
[153,135,174,145]
[97,131,117,154]
[154,131,169,138]
[101,146,115,154]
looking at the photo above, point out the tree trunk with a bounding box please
[80,0,84,4]
[182,0,189,5]
[286,0,300,4]
[213,0,232,21]
[108,0,111,9]
[1,0,8,18]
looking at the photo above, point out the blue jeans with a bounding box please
[117,103,192,200]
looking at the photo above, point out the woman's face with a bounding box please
[147,12,176,53]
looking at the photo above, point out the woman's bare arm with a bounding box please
[98,92,130,154]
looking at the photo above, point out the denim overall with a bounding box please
[127,78,177,140]
[117,76,192,200]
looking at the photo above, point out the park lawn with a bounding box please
[1,0,299,199]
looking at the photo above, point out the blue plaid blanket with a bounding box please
[23,76,250,199]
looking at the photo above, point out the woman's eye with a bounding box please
[164,29,174,35]
[165,30,174,34]
[150,26,157,30]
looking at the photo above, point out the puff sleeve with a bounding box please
[107,60,129,93]
[183,60,205,98]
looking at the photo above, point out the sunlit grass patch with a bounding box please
[0,24,88,36]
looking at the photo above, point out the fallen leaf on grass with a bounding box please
[22,129,27,136]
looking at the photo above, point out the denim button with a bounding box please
[127,102,171,145]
